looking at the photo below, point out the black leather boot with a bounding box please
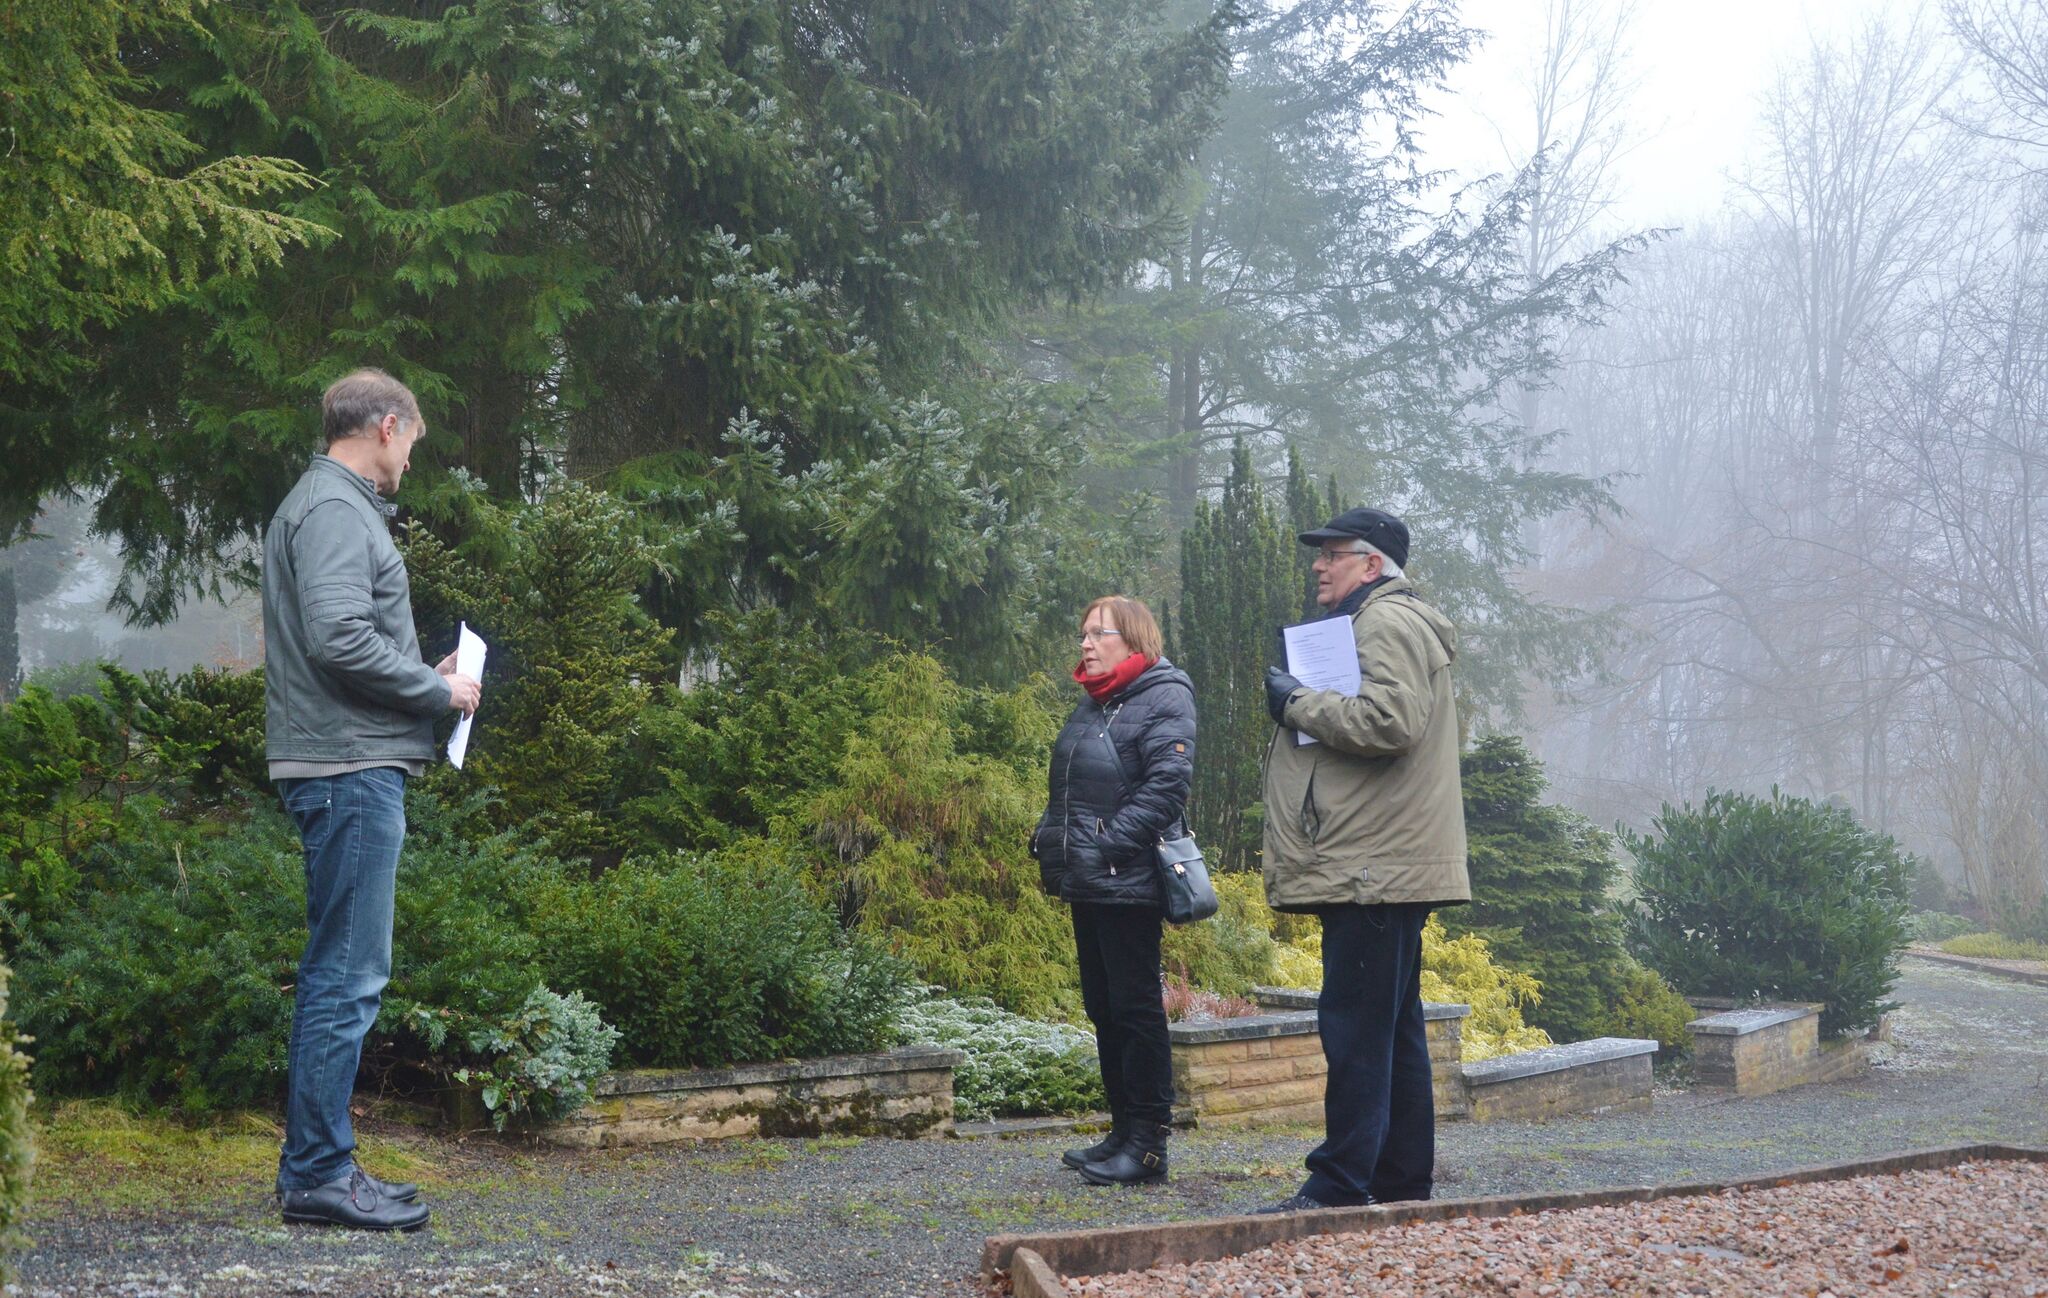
[1062,1121,1126,1170]
[1078,1123,1168,1185]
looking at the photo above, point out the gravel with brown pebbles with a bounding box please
[1068,1159,2048,1297]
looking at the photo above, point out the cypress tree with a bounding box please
[1178,440,1293,869]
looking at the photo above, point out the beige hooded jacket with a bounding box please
[1260,577,1471,912]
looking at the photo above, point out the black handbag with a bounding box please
[1100,703,1217,925]
[1155,832,1219,925]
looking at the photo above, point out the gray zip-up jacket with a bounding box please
[263,455,447,766]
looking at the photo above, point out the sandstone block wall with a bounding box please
[1464,1052,1654,1122]
[541,1047,961,1148]
[1170,1008,1470,1126]
[1688,1004,1866,1097]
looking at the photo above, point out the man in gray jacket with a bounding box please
[265,369,480,1231]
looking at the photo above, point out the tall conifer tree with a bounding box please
[1177,441,1293,869]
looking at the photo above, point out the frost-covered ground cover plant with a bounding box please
[445,989,621,1131]
[894,989,1103,1122]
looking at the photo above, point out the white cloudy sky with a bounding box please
[1416,0,1915,232]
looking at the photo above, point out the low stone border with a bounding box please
[1241,989,1654,1123]
[1686,1001,1875,1096]
[541,1045,963,1147]
[1907,948,2048,988]
[1461,1037,1657,1121]
[983,1142,2048,1291]
[1172,1006,1468,1125]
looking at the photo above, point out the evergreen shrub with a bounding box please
[0,665,269,936]
[404,484,672,865]
[1451,735,1689,1045]
[895,990,1103,1122]
[1582,960,1696,1058]
[449,988,620,1131]
[13,791,610,1119]
[1623,789,1913,1037]
[617,611,880,850]
[1990,893,2048,946]
[0,961,32,1274]
[1417,917,1553,1062]
[536,847,908,1069]
[807,654,1079,1019]
[1906,911,1980,944]
[1266,916,1552,1061]
[15,808,304,1110]
[1160,871,1277,996]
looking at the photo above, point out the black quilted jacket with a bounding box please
[1031,658,1197,907]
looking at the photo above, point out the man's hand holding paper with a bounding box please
[1278,616,1362,746]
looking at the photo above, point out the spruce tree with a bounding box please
[1447,733,1632,1042]
[2,0,1238,665]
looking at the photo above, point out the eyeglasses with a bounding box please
[1316,547,1370,564]
[1079,628,1124,643]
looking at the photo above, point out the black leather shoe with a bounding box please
[1255,1192,1333,1214]
[280,1168,431,1231]
[358,1166,419,1202]
[1062,1126,1126,1170]
[1078,1125,1168,1185]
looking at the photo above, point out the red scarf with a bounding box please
[1074,653,1156,703]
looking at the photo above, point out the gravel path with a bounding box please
[1078,1159,2048,1297]
[22,958,2048,1298]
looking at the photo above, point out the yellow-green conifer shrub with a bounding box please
[1268,916,1551,1062]
[1160,872,1279,996]
[807,655,1082,1021]
[0,962,33,1276]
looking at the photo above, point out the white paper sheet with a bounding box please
[446,622,488,770]
[1281,616,1361,746]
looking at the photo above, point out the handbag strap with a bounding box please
[1096,701,1188,845]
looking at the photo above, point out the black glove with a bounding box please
[1266,666,1306,726]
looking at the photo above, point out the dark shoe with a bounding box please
[1061,1125,1126,1171]
[1078,1125,1168,1185]
[1255,1192,1332,1214]
[359,1166,419,1202]
[280,1168,431,1231]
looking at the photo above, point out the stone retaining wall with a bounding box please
[1461,1039,1657,1122]
[1686,1001,1870,1096]
[1212,990,1656,1125]
[1172,1001,1471,1126]
[541,1046,962,1147]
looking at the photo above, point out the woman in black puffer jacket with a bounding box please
[1031,594,1196,1186]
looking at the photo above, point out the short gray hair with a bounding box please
[1356,542,1404,580]
[322,368,421,444]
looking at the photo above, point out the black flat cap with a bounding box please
[1298,507,1410,568]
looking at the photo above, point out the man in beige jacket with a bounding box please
[1257,507,1470,1213]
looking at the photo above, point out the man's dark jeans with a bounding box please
[1071,902,1175,1127]
[1301,901,1435,1207]
[276,768,406,1192]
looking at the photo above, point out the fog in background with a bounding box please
[15,0,2045,912]
[1445,0,2048,915]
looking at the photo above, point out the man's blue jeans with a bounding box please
[1301,901,1436,1207]
[276,768,406,1192]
